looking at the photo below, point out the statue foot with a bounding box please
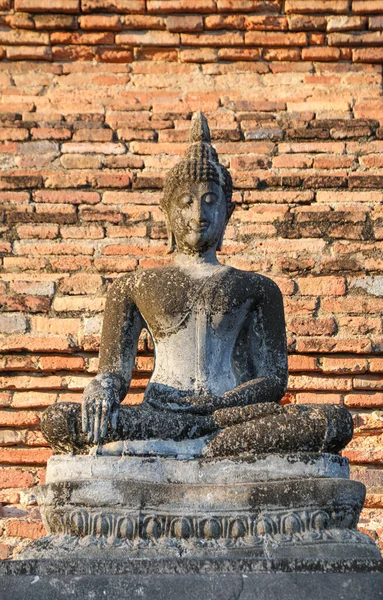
[204,403,353,458]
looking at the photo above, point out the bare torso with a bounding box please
[131,264,265,407]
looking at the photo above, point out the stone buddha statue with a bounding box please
[41,112,352,459]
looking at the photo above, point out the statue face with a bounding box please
[167,181,227,254]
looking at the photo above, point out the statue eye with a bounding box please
[204,194,216,204]
[181,196,193,206]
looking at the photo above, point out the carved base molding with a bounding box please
[17,454,382,561]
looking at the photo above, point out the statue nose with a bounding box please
[192,199,205,223]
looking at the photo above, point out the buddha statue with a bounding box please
[41,112,353,458]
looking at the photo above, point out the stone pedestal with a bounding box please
[18,453,380,561]
[3,453,382,599]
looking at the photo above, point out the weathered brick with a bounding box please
[297,277,346,296]
[6,46,52,61]
[217,0,281,11]
[82,0,145,12]
[116,31,179,46]
[33,14,77,29]
[6,519,46,539]
[285,0,348,13]
[353,48,383,63]
[327,16,367,31]
[167,16,203,33]
[353,1,383,14]
[148,0,215,12]
[0,468,35,489]
[245,32,307,46]
[302,47,340,61]
[79,14,122,30]
[51,31,114,45]
[0,314,27,334]
[15,0,79,12]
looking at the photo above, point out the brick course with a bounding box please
[0,0,382,558]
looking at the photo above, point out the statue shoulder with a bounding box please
[106,271,138,301]
[228,268,283,301]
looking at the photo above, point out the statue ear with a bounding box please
[217,203,235,251]
[164,215,176,254]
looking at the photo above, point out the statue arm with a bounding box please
[220,277,288,408]
[187,277,288,415]
[82,275,144,443]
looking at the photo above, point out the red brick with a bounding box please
[322,357,368,374]
[12,392,57,408]
[327,16,367,31]
[15,0,79,12]
[345,393,383,408]
[205,15,245,30]
[34,190,100,204]
[51,31,114,45]
[39,356,85,371]
[59,273,103,295]
[343,434,383,464]
[0,411,40,427]
[245,15,287,30]
[124,15,165,29]
[369,16,383,30]
[180,48,218,63]
[6,519,46,539]
[0,336,73,353]
[288,374,352,392]
[96,48,133,62]
[298,277,346,296]
[285,0,348,13]
[79,14,122,30]
[167,16,203,33]
[288,355,319,372]
[353,48,383,63]
[217,0,282,11]
[302,47,340,61]
[116,31,179,46]
[353,1,383,14]
[288,317,336,336]
[6,46,52,61]
[33,14,77,29]
[295,393,343,404]
[288,15,327,31]
[147,0,215,12]
[82,0,144,11]
[296,338,373,354]
[369,358,383,373]
[263,48,300,61]
[52,45,95,61]
[245,32,307,46]
[0,544,11,560]
[354,375,383,391]
[182,32,244,46]
[0,467,35,489]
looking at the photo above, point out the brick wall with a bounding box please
[0,0,383,559]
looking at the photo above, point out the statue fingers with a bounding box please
[87,400,98,443]
[110,405,119,430]
[100,399,111,441]
[82,396,90,434]
[93,401,103,443]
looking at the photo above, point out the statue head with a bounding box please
[161,112,234,254]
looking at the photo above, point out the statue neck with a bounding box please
[173,247,220,268]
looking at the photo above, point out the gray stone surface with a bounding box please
[46,453,351,484]
[1,558,383,600]
[18,455,379,561]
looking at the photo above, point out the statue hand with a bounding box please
[82,374,122,443]
[168,394,220,415]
